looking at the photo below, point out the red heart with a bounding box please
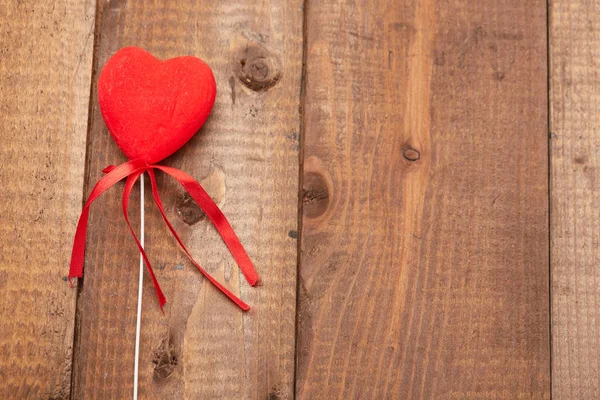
[98,47,217,164]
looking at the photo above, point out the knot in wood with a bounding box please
[152,336,178,380]
[176,192,204,225]
[250,60,269,80]
[303,172,330,219]
[234,40,281,92]
[402,148,420,162]
[175,168,224,225]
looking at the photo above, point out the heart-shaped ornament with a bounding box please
[98,47,217,164]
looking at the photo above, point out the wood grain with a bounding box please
[550,1,600,398]
[71,0,302,398]
[297,0,550,398]
[0,0,95,398]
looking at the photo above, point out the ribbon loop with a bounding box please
[68,159,258,311]
[151,165,259,286]
[69,159,148,283]
[146,169,250,310]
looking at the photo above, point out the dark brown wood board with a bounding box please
[71,0,302,398]
[2,0,585,398]
[550,0,600,398]
[0,1,96,398]
[297,0,550,398]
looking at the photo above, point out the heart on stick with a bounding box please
[98,46,217,163]
[69,46,258,313]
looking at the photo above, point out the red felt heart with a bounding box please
[98,47,217,164]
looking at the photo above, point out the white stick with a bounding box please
[133,173,144,400]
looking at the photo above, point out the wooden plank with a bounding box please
[297,0,550,398]
[0,1,95,398]
[71,0,302,398]
[550,1,600,398]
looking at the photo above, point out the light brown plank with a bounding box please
[550,1,600,397]
[0,1,95,398]
[71,0,302,398]
[297,0,550,398]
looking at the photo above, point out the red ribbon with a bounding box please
[68,159,258,311]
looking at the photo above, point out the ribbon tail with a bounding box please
[152,165,259,286]
[146,169,249,311]
[122,171,167,311]
[68,159,149,285]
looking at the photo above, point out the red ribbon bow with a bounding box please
[68,159,259,311]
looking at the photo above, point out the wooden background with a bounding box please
[0,0,597,398]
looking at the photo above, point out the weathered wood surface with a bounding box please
[550,1,600,398]
[0,1,96,398]
[9,0,600,398]
[71,0,302,399]
[297,0,550,398]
